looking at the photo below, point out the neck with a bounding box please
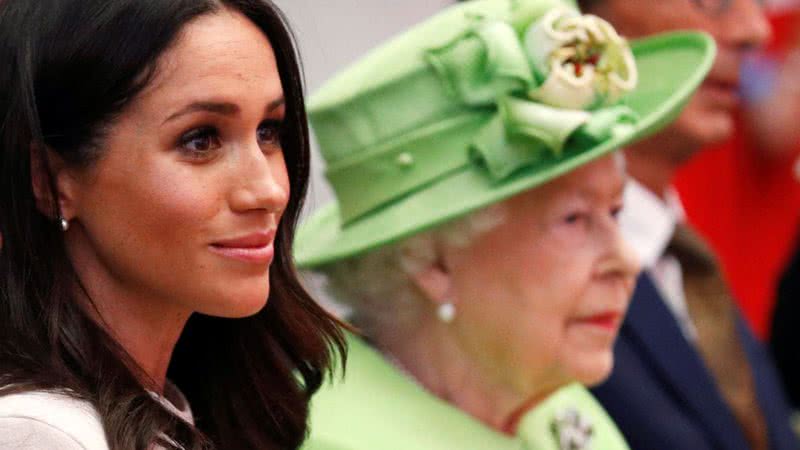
[91,294,189,392]
[67,231,190,392]
[373,319,555,435]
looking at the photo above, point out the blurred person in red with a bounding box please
[674,0,800,340]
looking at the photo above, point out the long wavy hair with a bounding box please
[0,0,345,448]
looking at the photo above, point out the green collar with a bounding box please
[304,334,630,450]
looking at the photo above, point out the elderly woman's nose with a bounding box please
[597,227,641,278]
[615,236,641,277]
[228,146,289,214]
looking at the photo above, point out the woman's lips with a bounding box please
[209,231,276,264]
[573,312,623,332]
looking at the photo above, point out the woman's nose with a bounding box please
[228,144,289,214]
[614,233,642,278]
[597,222,642,279]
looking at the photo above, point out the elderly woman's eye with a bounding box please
[257,119,283,150]
[564,212,587,225]
[178,126,222,157]
[611,205,623,220]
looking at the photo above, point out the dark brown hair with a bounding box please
[0,0,345,448]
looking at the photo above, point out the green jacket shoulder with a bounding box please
[303,335,629,450]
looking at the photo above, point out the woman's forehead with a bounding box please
[137,10,280,110]
[518,156,627,207]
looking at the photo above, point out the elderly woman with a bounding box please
[295,0,715,449]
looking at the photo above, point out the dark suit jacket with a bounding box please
[771,240,800,409]
[592,273,798,450]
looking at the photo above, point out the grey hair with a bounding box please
[317,205,507,336]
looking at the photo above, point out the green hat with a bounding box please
[295,0,715,268]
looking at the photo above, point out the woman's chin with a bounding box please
[569,351,615,387]
[197,285,271,319]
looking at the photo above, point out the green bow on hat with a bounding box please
[425,8,638,179]
[295,0,715,268]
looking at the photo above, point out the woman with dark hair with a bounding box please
[0,0,344,449]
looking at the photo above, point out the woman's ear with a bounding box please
[409,260,455,307]
[30,144,78,221]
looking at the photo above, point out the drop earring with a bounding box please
[437,302,456,324]
[59,217,69,232]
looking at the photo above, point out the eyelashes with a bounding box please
[564,212,586,225]
[179,126,221,155]
[177,119,285,159]
[257,119,283,147]
[561,204,623,226]
[610,204,623,220]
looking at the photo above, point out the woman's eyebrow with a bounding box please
[163,101,240,124]
[162,96,285,125]
[266,97,285,113]
[573,178,626,203]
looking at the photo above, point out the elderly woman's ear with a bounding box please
[409,260,455,311]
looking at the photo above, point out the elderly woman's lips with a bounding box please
[209,231,276,264]
[574,312,623,331]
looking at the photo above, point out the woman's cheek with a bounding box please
[151,163,225,220]
[547,221,589,249]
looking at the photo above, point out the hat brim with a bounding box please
[295,31,716,268]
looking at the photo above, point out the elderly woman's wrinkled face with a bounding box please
[444,155,639,393]
[58,10,289,318]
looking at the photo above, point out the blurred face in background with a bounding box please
[586,0,770,160]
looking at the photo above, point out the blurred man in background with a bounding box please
[675,1,800,342]
[759,0,800,417]
[579,0,799,449]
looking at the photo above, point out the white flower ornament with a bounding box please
[526,7,638,109]
[424,6,639,180]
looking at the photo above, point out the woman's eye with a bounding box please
[564,212,587,225]
[257,120,283,149]
[178,127,221,157]
[611,205,623,221]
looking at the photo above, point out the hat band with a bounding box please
[326,100,635,225]
[325,111,490,225]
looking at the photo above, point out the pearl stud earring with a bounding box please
[437,302,456,324]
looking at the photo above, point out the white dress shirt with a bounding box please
[619,180,697,341]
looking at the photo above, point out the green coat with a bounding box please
[303,334,630,450]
